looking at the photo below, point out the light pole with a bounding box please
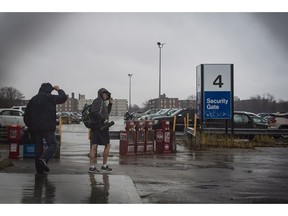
[128,73,133,112]
[157,42,165,99]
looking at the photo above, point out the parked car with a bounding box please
[125,108,161,121]
[11,106,26,113]
[133,108,161,119]
[139,108,178,121]
[139,109,167,121]
[0,108,25,127]
[236,111,259,118]
[267,113,288,129]
[152,108,196,131]
[58,112,81,124]
[267,113,288,138]
[203,111,268,129]
[250,116,269,128]
[235,111,268,127]
[257,113,271,119]
[203,111,268,140]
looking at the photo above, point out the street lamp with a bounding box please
[128,73,133,112]
[157,42,165,99]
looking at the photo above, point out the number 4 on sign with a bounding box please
[213,75,223,88]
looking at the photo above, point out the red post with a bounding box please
[119,121,136,156]
[155,120,173,154]
[135,121,145,155]
[7,125,23,159]
[144,121,154,154]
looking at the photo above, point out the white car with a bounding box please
[11,106,26,113]
[0,108,26,127]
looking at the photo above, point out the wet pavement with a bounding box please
[0,173,141,204]
[1,119,288,204]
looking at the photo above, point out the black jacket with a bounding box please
[90,88,112,128]
[24,83,67,132]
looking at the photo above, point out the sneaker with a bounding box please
[101,165,112,172]
[89,167,100,173]
[39,158,49,172]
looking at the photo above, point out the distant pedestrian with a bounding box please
[24,83,67,174]
[89,88,113,173]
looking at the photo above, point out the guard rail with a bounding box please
[187,127,288,136]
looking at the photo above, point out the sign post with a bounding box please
[196,64,234,144]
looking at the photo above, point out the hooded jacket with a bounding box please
[90,88,112,128]
[24,83,67,132]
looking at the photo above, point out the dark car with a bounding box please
[152,108,196,131]
[203,111,268,129]
[250,115,269,128]
[203,111,268,140]
[140,108,179,121]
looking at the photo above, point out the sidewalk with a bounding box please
[0,172,141,204]
[0,141,143,204]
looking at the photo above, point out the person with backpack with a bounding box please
[24,83,67,174]
[88,88,113,173]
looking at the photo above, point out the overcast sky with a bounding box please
[1,12,288,106]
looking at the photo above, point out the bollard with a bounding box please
[7,125,23,159]
[155,120,173,154]
[119,121,136,156]
[144,120,154,154]
[135,121,145,155]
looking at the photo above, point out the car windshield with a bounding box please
[251,116,266,124]
[166,109,178,116]
[157,109,169,115]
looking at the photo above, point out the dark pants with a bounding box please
[34,131,57,172]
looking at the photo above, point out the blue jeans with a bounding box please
[34,131,57,172]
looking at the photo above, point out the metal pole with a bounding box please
[159,46,161,99]
[157,42,165,100]
[128,74,133,112]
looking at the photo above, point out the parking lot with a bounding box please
[1,119,288,204]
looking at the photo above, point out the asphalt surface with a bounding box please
[1,122,288,204]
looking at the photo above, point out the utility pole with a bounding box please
[128,73,133,112]
[157,42,165,99]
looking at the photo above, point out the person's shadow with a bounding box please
[87,173,110,203]
[21,174,56,204]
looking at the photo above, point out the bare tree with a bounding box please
[142,100,150,111]
[0,86,25,108]
[187,95,196,100]
[130,104,141,113]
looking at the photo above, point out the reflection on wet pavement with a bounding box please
[85,173,110,203]
[21,174,111,204]
[0,173,141,204]
[22,174,56,204]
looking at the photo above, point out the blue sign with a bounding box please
[204,91,231,119]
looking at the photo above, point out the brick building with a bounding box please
[56,92,78,112]
[147,94,195,109]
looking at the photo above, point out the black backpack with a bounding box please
[82,104,92,128]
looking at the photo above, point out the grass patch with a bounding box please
[179,133,288,149]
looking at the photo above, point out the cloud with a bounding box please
[1,12,288,105]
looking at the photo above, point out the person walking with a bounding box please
[24,83,67,174]
[89,88,113,173]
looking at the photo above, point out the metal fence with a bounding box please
[187,127,288,136]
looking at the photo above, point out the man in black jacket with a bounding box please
[89,88,113,173]
[24,83,67,174]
